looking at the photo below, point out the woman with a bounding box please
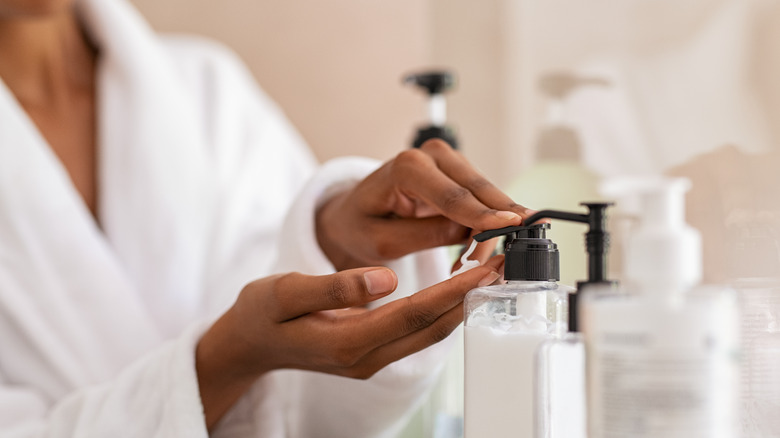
[0,0,529,436]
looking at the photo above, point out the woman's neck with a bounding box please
[0,8,100,220]
[0,9,96,105]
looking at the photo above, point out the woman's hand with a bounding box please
[316,139,532,270]
[195,255,504,429]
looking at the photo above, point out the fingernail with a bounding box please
[495,211,520,221]
[364,269,397,295]
[478,271,502,287]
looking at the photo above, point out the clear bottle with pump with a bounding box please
[466,203,613,438]
[581,178,739,438]
[533,203,615,438]
[464,224,571,438]
[506,72,606,286]
[403,70,458,149]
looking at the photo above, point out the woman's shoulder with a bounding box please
[156,34,252,86]
[151,33,287,130]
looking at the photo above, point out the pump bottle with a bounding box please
[403,70,458,149]
[580,178,739,438]
[505,72,606,285]
[463,224,571,438]
[464,203,613,438]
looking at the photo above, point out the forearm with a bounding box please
[195,307,264,430]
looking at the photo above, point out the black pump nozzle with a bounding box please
[403,70,459,149]
[475,202,612,284]
[515,222,551,239]
[526,203,611,284]
[474,202,615,331]
[403,71,456,95]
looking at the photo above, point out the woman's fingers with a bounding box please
[388,140,534,230]
[315,139,534,269]
[226,256,504,384]
[360,216,470,262]
[266,268,398,322]
[451,237,501,273]
[383,146,523,232]
[471,239,501,264]
[331,255,504,379]
[418,140,527,215]
[344,302,466,379]
[481,252,506,271]
[335,257,503,355]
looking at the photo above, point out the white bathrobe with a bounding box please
[0,0,451,436]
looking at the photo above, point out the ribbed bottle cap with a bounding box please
[504,224,560,281]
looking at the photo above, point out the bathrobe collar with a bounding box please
[0,0,216,392]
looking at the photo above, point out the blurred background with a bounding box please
[131,1,780,435]
[133,0,780,283]
[131,0,779,176]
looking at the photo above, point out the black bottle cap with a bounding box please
[412,125,458,149]
[503,223,560,282]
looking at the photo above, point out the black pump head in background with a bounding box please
[403,70,456,95]
[403,69,459,149]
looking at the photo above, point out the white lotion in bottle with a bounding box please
[464,223,571,438]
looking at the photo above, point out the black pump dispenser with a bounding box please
[474,202,615,331]
[403,70,459,149]
[501,223,560,282]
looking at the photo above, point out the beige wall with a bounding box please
[132,0,433,164]
[131,1,780,284]
[130,0,524,188]
[131,0,780,176]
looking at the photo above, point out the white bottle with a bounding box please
[737,277,780,437]
[581,178,739,438]
[464,224,572,438]
[728,223,780,437]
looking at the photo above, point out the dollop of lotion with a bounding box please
[452,240,481,277]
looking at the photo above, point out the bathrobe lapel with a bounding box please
[84,0,219,336]
[0,0,217,398]
[0,80,163,398]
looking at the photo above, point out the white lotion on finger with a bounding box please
[451,240,480,277]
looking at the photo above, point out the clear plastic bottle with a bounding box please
[464,224,571,438]
[535,332,586,438]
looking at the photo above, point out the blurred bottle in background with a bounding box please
[506,71,606,286]
[728,219,780,437]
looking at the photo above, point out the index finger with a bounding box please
[420,140,527,216]
[390,141,530,231]
[336,255,504,352]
